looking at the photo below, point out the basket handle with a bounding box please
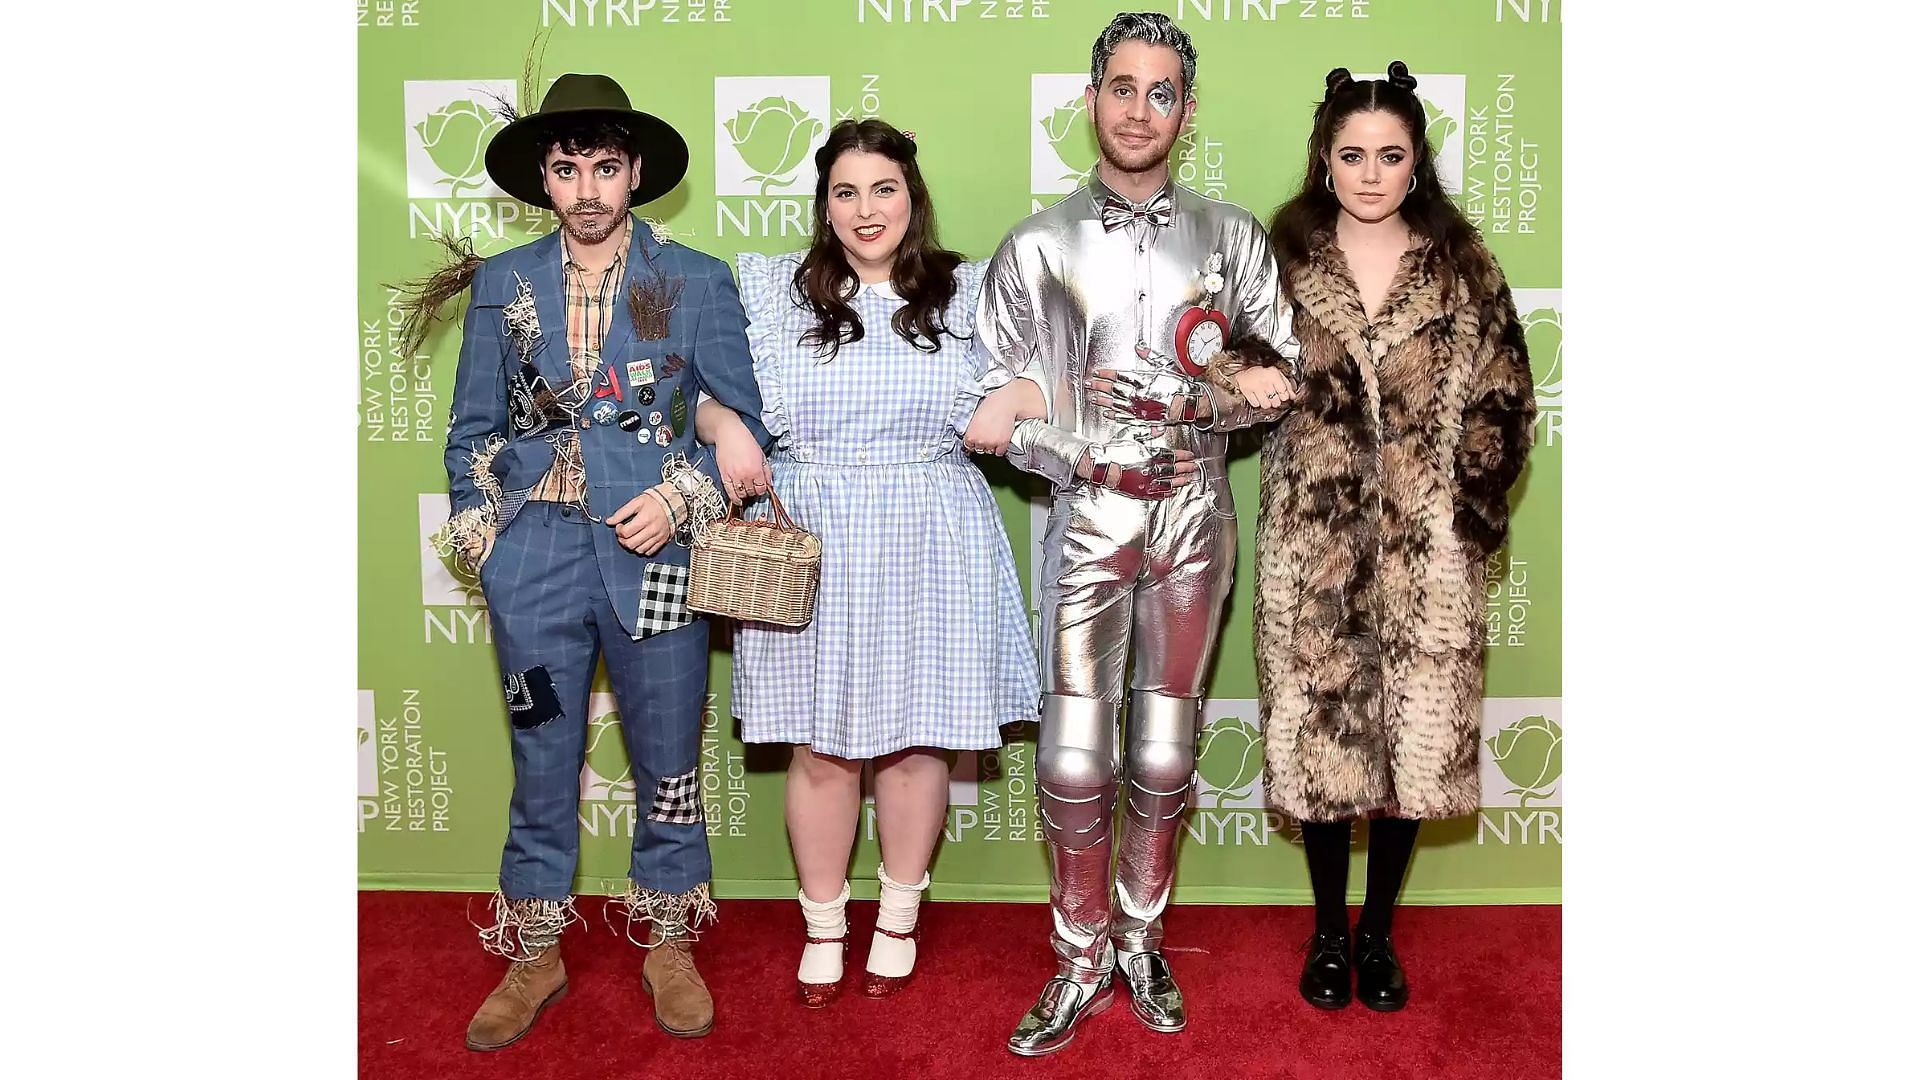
[763,485,797,530]
[723,481,797,530]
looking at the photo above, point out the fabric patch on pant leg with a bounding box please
[646,768,704,825]
[503,666,565,729]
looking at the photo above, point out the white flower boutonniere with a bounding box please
[1201,252,1225,306]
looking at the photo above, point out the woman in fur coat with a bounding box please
[1215,62,1537,1013]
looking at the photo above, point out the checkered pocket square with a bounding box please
[634,561,695,640]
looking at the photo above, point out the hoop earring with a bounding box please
[1408,174,1418,193]
[1325,173,1334,193]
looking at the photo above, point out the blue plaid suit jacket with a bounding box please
[443,217,772,637]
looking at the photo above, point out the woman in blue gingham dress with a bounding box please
[730,120,1039,1005]
[732,246,1039,754]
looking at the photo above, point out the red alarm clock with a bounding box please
[1173,306,1231,377]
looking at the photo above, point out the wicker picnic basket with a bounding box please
[687,487,822,627]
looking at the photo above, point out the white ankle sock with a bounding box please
[797,881,850,985]
[867,863,930,978]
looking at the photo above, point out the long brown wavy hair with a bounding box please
[1269,61,1494,301]
[795,119,966,357]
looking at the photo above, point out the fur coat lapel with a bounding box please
[1291,229,1459,367]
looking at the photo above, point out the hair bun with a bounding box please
[1324,67,1354,95]
[1386,61,1418,91]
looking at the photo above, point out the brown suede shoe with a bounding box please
[641,938,714,1038]
[465,944,568,1052]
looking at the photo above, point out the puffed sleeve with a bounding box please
[972,231,1052,407]
[974,233,1090,488]
[733,251,802,440]
[945,257,991,435]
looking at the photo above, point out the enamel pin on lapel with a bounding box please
[593,364,624,401]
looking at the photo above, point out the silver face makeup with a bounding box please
[1146,78,1179,118]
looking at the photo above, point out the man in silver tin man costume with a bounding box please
[968,11,1298,1058]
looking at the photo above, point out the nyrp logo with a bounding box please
[1479,697,1562,809]
[1031,74,1095,195]
[1360,72,1466,195]
[1184,697,1288,848]
[714,77,830,197]
[403,81,513,199]
[581,693,638,803]
[418,495,485,607]
[1191,699,1265,809]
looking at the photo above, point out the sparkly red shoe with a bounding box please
[798,934,849,1008]
[862,925,920,998]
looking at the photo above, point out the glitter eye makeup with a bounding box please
[1147,78,1178,118]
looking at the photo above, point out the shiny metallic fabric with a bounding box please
[977,173,1289,493]
[1112,691,1197,956]
[1037,485,1236,701]
[1037,694,1120,978]
[1116,948,1187,1032]
[981,178,1282,1033]
[1007,973,1117,1058]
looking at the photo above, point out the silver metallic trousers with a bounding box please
[1034,474,1235,981]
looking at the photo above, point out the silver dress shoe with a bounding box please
[1006,972,1116,1057]
[1117,948,1186,1032]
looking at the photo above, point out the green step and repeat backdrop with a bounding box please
[358,0,1562,903]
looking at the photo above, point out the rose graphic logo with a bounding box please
[1487,714,1561,807]
[583,709,635,800]
[1040,96,1096,187]
[1423,98,1458,159]
[1195,716,1263,806]
[726,97,825,196]
[1521,308,1563,400]
[415,98,505,197]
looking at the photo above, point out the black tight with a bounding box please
[1298,817,1421,937]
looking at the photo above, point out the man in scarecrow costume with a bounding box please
[405,73,770,1050]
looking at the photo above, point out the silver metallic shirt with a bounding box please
[973,173,1293,502]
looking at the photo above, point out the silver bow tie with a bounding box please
[1100,190,1174,232]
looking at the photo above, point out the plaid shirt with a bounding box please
[528,218,630,505]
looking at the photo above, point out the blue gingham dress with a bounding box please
[731,252,1041,758]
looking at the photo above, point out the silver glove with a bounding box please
[1101,369,1205,424]
[1085,439,1186,500]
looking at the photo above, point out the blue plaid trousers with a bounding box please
[479,501,713,899]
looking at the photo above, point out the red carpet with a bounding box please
[360,893,1559,1079]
